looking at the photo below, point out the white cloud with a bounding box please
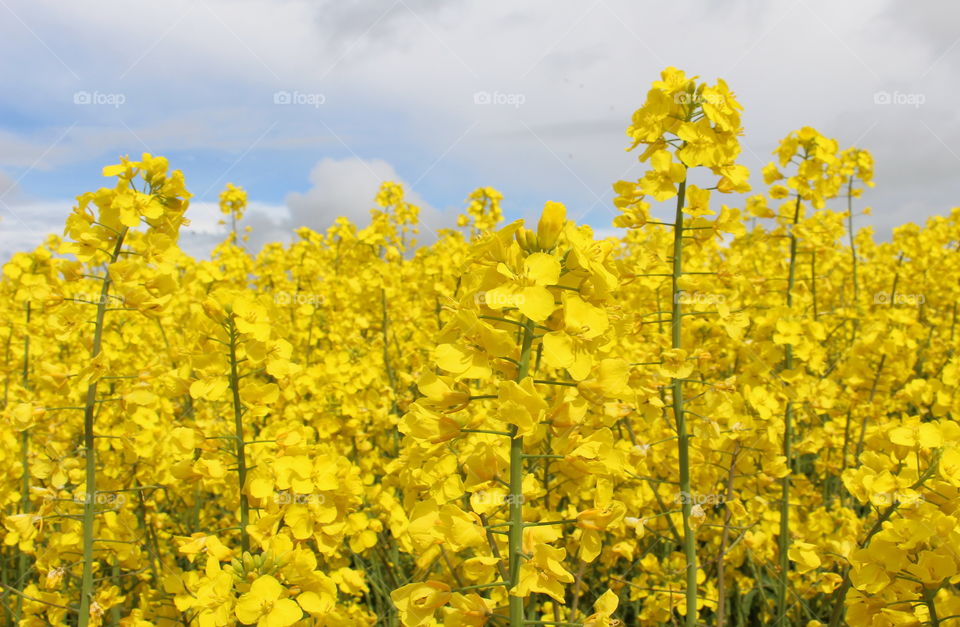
[286,157,453,237]
[0,200,71,260]
[176,200,292,260]
[2,0,960,241]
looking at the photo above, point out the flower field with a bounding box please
[2,67,959,627]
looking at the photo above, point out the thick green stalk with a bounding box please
[78,228,128,627]
[227,320,250,553]
[923,588,941,627]
[670,178,697,627]
[508,317,535,626]
[777,194,802,625]
[110,560,121,624]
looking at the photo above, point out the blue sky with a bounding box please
[2,0,959,259]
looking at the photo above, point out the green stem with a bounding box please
[509,317,535,627]
[923,587,941,627]
[110,560,121,624]
[381,288,399,399]
[840,409,853,473]
[847,177,859,304]
[462,428,513,437]
[454,582,509,593]
[78,228,128,627]
[715,442,741,627]
[522,519,578,527]
[777,193,802,626]
[811,252,818,319]
[15,301,30,623]
[670,177,697,627]
[227,320,250,553]
[381,287,402,456]
[855,354,886,461]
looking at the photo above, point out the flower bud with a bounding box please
[202,297,227,323]
[537,201,566,250]
[515,227,538,252]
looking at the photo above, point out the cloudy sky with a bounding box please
[1,0,958,260]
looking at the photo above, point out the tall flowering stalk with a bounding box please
[219,183,248,245]
[614,66,750,626]
[834,148,874,308]
[392,201,627,626]
[57,154,190,626]
[764,128,843,623]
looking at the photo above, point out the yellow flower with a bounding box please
[499,377,548,438]
[391,580,452,626]
[9,402,44,431]
[583,589,621,626]
[682,185,714,217]
[577,500,627,562]
[542,293,610,380]
[639,150,687,201]
[234,575,302,627]
[788,541,821,574]
[399,403,463,443]
[443,592,495,627]
[513,543,575,602]
[484,251,560,322]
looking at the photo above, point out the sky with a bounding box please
[1,0,959,260]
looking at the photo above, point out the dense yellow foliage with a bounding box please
[1,67,959,627]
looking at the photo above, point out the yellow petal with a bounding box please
[518,286,555,322]
[267,598,303,627]
[523,252,561,285]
